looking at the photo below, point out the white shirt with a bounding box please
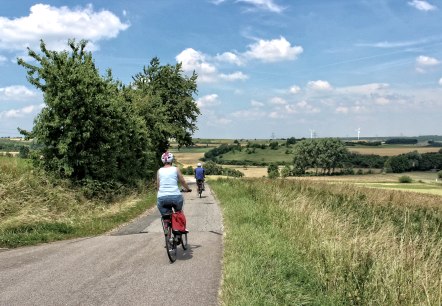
[157,166,181,197]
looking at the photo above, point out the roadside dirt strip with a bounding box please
[0,178,223,306]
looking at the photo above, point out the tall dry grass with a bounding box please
[0,156,155,247]
[211,178,441,305]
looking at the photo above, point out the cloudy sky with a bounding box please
[1,0,442,139]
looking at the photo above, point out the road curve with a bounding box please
[0,178,223,306]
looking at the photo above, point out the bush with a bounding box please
[281,165,292,178]
[341,168,355,175]
[19,146,30,159]
[399,175,412,183]
[181,166,194,175]
[267,163,279,179]
[438,170,442,179]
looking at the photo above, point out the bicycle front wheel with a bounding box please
[165,229,177,263]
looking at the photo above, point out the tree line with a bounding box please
[18,39,199,187]
[203,139,442,176]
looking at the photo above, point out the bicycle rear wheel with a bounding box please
[165,228,177,263]
[181,233,188,250]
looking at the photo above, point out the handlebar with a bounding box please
[181,188,192,193]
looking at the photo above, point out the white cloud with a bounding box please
[214,117,232,125]
[0,103,44,119]
[289,85,301,94]
[307,80,333,91]
[416,55,440,73]
[220,71,249,81]
[0,85,38,101]
[269,111,283,119]
[232,109,266,119]
[177,49,248,83]
[196,94,220,108]
[416,55,440,66]
[250,100,264,107]
[337,83,389,95]
[351,105,369,113]
[356,39,430,48]
[245,37,303,62]
[176,48,218,82]
[284,104,297,114]
[408,0,437,11]
[216,52,244,66]
[296,100,320,113]
[374,97,390,105]
[0,55,7,64]
[439,78,442,85]
[177,36,301,84]
[335,106,349,114]
[237,0,285,13]
[270,97,287,105]
[0,4,129,53]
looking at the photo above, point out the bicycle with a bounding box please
[196,179,204,198]
[161,190,190,263]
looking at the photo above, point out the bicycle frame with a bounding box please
[161,208,188,263]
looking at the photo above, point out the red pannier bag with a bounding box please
[171,210,187,233]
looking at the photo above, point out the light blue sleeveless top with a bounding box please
[157,166,181,197]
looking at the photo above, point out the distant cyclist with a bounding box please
[194,162,205,191]
[157,152,191,216]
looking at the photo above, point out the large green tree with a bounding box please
[131,57,200,158]
[18,40,154,182]
[292,138,349,175]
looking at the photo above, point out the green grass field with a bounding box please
[219,147,293,163]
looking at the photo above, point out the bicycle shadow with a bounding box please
[179,244,201,261]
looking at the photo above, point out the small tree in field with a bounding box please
[267,163,279,178]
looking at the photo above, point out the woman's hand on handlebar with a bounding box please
[181,188,192,193]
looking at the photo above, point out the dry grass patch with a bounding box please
[224,165,267,178]
[348,147,440,156]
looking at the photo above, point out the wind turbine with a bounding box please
[356,128,361,140]
[309,129,315,139]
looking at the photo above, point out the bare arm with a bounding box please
[156,170,160,191]
[177,168,191,191]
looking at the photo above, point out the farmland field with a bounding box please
[348,146,440,156]
[174,144,442,195]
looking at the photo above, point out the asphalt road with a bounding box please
[0,179,223,306]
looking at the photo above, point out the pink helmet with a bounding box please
[161,151,174,164]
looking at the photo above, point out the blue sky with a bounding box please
[1,0,442,139]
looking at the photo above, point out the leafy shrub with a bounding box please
[438,170,442,179]
[399,175,412,183]
[19,146,30,159]
[181,166,194,175]
[204,161,243,177]
[281,165,292,178]
[267,163,279,178]
[341,168,355,175]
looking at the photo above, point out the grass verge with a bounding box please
[0,157,156,248]
[210,178,442,305]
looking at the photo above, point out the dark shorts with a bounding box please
[157,194,184,215]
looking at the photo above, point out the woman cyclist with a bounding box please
[157,151,191,216]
